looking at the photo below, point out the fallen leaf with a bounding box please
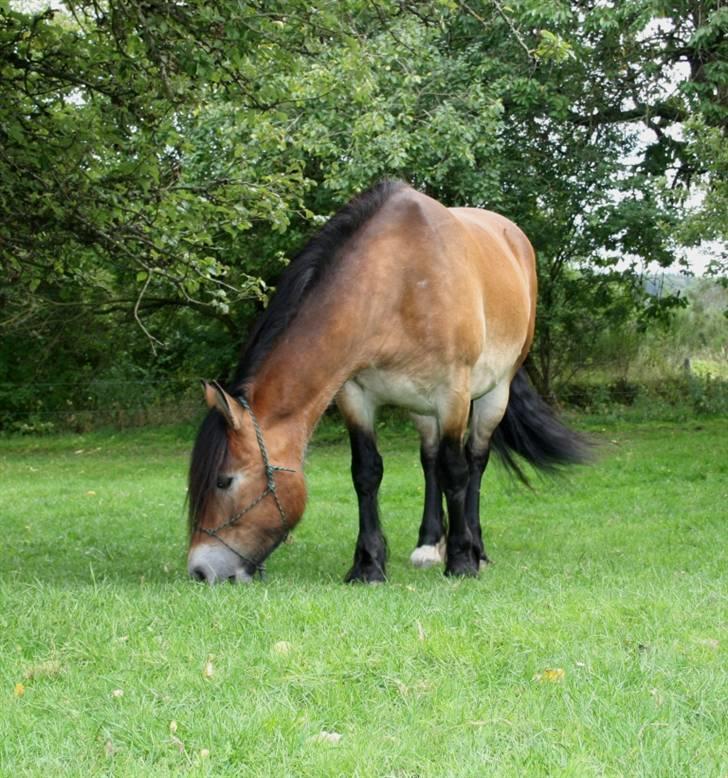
[534,668,565,683]
[111,688,124,698]
[169,720,178,735]
[272,641,292,656]
[416,621,426,641]
[200,749,210,759]
[104,740,115,757]
[170,736,185,753]
[203,657,214,679]
[24,659,63,680]
[14,682,25,697]
[311,731,342,744]
[86,490,97,496]
[696,638,719,651]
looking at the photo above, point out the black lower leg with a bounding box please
[465,442,492,564]
[416,445,445,547]
[438,436,480,577]
[345,426,387,583]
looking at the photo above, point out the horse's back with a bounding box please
[342,189,537,411]
[383,191,536,372]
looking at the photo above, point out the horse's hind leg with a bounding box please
[437,385,481,577]
[464,440,492,567]
[466,383,511,567]
[336,382,387,583]
[409,414,446,567]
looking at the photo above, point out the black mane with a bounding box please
[189,181,405,529]
[188,407,228,533]
[230,179,406,386]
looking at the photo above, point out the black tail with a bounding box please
[491,368,592,485]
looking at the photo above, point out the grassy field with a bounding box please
[1,415,726,776]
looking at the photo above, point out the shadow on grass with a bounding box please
[1,524,356,589]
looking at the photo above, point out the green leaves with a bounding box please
[0,0,725,415]
[534,30,575,63]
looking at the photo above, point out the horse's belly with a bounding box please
[352,346,520,414]
[470,346,521,399]
[352,368,437,414]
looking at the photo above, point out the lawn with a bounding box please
[1,415,726,776]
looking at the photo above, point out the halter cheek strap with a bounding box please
[197,392,295,578]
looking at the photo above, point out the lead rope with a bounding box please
[235,393,294,537]
[198,392,295,579]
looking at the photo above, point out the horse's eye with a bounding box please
[216,475,233,490]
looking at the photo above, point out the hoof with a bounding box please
[345,537,387,584]
[410,537,446,568]
[444,546,480,578]
[445,562,479,578]
[345,560,387,584]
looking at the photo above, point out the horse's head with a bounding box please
[187,381,306,584]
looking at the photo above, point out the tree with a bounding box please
[0,0,725,425]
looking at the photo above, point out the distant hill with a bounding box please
[642,273,695,297]
[642,274,726,311]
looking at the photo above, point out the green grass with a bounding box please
[1,417,726,776]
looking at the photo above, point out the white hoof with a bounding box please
[410,539,446,568]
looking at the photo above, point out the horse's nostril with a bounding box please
[191,566,208,582]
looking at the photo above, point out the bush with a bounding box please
[558,372,728,419]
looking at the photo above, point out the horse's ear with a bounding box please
[201,380,245,430]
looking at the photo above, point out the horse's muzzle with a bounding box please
[187,543,255,584]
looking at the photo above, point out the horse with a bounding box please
[187,180,588,584]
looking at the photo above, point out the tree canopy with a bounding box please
[1,0,726,421]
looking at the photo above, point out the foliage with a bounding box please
[1,0,726,424]
[559,373,728,420]
[679,117,728,277]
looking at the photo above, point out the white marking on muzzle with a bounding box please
[188,543,254,585]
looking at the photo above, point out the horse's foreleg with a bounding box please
[344,426,387,583]
[336,382,387,583]
[410,414,446,567]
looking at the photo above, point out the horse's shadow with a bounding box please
[2,530,352,588]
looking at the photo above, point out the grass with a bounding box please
[0,415,726,776]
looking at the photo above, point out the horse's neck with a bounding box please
[245,291,370,461]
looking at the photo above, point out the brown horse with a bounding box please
[187,181,587,584]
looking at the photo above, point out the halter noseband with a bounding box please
[196,392,295,578]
